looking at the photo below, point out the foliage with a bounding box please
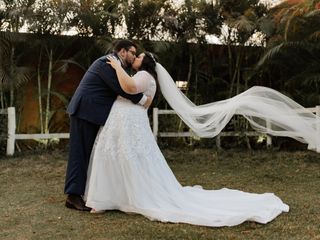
[0,0,318,146]
[0,0,34,32]
[218,0,268,45]
[70,0,123,37]
[257,0,320,106]
[26,0,75,35]
[217,0,269,96]
[163,0,221,43]
[0,32,31,107]
[121,0,168,41]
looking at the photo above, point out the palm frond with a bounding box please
[257,40,317,68]
[256,43,284,68]
[49,90,69,106]
[233,16,256,32]
[41,90,69,106]
[284,7,301,40]
[0,39,12,59]
[0,69,10,88]
[57,59,86,72]
[95,37,113,54]
[0,71,5,87]
[284,40,314,51]
[302,74,320,86]
[15,67,32,88]
[285,69,320,88]
[305,9,320,17]
[308,31,320,41]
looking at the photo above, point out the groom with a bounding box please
[64,39,151,211]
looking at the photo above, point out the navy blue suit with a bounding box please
[64,54,143,196]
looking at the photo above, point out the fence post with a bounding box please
[215,134,221,150]
[153,108,158,142]
[316,105,320,153]
[6,107,16,156]
[266,119,272,148]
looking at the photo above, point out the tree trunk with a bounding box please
[0,87,4,109]
[9,88,14,107]
[9,46,15,107]
[37,48,44,133]
[229,49,241,98]
[236,50,242,95]
[44,48,53,134]
[236,66,240,95]
[186,54,193,96]
[227,35,234,97]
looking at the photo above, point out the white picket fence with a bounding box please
[153,106,320,151]
[1,105,320,155]
[4,107,69,156]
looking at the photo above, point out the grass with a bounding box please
[0,148,319,240]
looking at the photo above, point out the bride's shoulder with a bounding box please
[136,70,150,76]
[134,70,155,82]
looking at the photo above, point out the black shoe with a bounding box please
[65,194,91,211]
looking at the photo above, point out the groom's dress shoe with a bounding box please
[65,194,91,211]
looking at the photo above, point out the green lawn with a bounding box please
[0,149,319,240]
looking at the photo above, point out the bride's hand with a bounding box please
[106,56,121,69]
[143,96,153,109]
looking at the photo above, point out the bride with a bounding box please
[84,52,318,227]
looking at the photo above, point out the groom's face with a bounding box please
[124,46,137,67]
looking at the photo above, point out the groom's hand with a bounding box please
[143,96,152,109]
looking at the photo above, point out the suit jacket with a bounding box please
[67,54,143,125]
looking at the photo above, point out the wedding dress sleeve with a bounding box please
[132,71,150,93]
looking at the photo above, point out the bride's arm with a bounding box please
[107,56,146,94]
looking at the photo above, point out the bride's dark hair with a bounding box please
[139,52,158,82]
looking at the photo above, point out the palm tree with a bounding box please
[218,0,268,97]
[0,0,34,108]
[70,0,123,37]
[25,0,75,135]
[0,0,34,32]
[257,0,320,106]
[122,0,171,41]
[0,32,31,108]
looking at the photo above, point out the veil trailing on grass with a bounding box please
[155,63,320,153]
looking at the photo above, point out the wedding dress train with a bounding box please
[84,94,289,227]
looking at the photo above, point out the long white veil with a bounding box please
[155,63,320,152]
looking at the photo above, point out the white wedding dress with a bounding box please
[84,70,289,227]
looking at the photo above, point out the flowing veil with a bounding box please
[155,63,320,153]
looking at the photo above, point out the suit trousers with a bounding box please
[64,116,100,195]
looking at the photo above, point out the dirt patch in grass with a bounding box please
[0,149,319,240]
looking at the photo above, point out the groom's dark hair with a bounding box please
[114,40,137,52]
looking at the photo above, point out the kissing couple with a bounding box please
[64,39,319,227]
